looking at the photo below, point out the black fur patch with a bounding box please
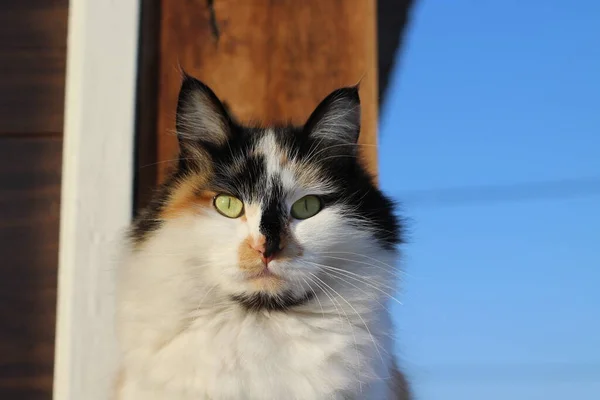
[129,173,178,245]
[231,291,314,313]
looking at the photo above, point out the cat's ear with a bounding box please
[304,86,361,145]
[176,74,232,150]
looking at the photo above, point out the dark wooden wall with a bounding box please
[0,1,68,398]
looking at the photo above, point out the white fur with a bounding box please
[116,134,401,399]
[311,97,360,143]
[178,90,228,145]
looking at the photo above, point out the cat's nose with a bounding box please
[260,253,275,265]
[250,238,281,265]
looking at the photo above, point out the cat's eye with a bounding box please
[291,195,323,220]
[213,194,244,218]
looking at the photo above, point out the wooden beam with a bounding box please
[133,0,161,216]
[156,0,379,183]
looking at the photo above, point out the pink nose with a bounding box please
[250,242,277,265]
[260,254,275,265]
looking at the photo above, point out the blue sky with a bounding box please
[379,1,600,399]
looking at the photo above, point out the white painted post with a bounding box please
[53,0,140,398]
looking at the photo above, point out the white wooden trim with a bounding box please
[54,0,140,398]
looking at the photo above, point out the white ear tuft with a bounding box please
[304,87,361,144]
[176,74,231,148]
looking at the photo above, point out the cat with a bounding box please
[115,73,410,400]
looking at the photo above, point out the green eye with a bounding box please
[291,195,323,220]
[213,194,244,218]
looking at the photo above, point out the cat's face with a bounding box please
[131,75,401,311]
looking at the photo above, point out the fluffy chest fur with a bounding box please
[118,296,395,399]
[116,224,398,399]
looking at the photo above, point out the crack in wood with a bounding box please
[207,0,221,44]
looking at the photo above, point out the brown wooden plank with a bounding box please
[0,0,69,134]
[134,0,161,214]
[156,0,379,183]
[0,137,62,399]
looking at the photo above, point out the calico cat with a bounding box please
[115,73,410,399]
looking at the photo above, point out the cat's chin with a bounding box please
[228,267,313,312]
[230,290,314,312]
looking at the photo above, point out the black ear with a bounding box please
[176,74,232,150]
[304,86,361,145]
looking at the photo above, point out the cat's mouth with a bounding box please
[246,267,280,280]
[243,267,286,294]
[234,265,315,311]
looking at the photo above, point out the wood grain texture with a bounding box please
[0,137,62,399]
[156,0,379,183]
[0,0,69,134]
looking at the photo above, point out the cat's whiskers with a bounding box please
[313,268,393,314]
[299,276,325,318]
[305,273,344,325]
[317,251,400,271]
[306,259,396,291]
[307,272,385,377]
[310,271,393,361]
[316,251,409,276]
[315,254,408,280]
[304,260,403,306]
[187,283,219,324]
[305,272,364,392]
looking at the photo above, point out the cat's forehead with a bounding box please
[212,128,335,201]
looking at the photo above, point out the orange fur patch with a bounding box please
[279,153,289,165]
[160,174,216,219]
[238,237,263,271]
